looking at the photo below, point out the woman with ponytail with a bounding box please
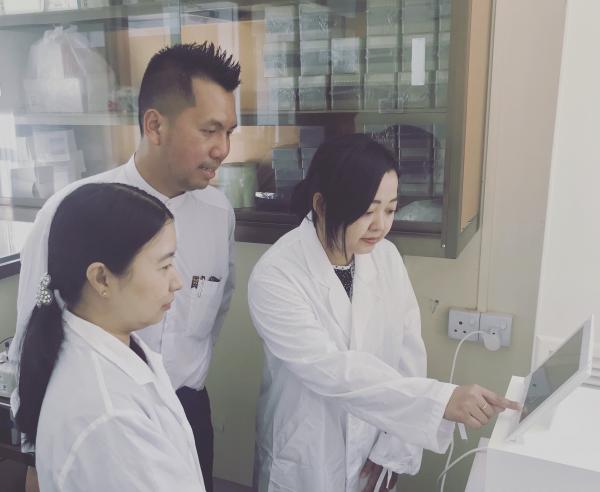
[248,134,519,492]
[15,183,205,491]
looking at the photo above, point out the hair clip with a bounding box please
[36,273,54,308]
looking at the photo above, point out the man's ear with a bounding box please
[143,109,166,146]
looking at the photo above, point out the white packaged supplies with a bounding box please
[32,129,78,162]
[3,0,42,14]
[25,26,116,113]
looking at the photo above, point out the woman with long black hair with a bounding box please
[15,183,205,491]
[248,134,519,492]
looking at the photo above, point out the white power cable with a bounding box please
[437,446,488,486]
[440,330,488,492]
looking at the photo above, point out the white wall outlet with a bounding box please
[480,312,512,347]
[448,308,481,342]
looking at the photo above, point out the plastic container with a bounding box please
[272,146,301,169]
[434,70,448,108]
[364,73,397,111]
[363,124,397,155]
[299,2,343,41]
[398,125,434,156]
[366,35,399,73]
[366,0,400,37]
[3,0,42,13]
[217,163,258,208]
[299,75,329,110]
[300,40,330,76]
[265,5,298,42]
[331,37,363,74]
[301,147,318,173]
[433,146,445,196]
[401,33,436,72]
[437,31,450,70]
[398,161,433,196]
[274,167,303,181]
[398,71,435,109]
[395,198,442,222]
[438,0,452,32]
[401,2,436,34]
[331,74,362,110]
[263,42,299,78]
[398,138,434,161]
[399,161,433,184]
[268,77,297,111]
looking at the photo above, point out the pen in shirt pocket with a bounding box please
[191,275,220,298]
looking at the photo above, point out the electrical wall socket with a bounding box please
[448,309,481,342]
[480,312,512,347]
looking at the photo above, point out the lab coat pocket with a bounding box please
[275,416,318,467]
[186,280,222,338]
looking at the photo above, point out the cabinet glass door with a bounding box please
[0,0,181,259]
[179,0,452,240]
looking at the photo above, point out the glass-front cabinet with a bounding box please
[0,0,493,266]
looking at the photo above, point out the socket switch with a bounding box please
[480,312,512,347]
[448,309,481,342]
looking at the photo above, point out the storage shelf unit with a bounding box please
[0,0,492,260]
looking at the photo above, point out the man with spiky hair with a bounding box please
[11,42,241,492]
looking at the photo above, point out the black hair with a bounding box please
[138,41,241,133]
[290,133,400,258]
[15,183,174,444]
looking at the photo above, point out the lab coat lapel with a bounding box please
[350,252,380,350]
[143,345,190,425]
[299,219,352,349]
[132,338,202,481]
[327,282,352,348]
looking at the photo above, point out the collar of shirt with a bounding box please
[123,154,188,211]
[63,310,157,386]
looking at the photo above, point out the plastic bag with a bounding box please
[24,25,116,113]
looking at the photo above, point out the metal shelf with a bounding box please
[12,110,445,127]
[14,112,137,126]
[0,3,178,28]
[242,110,447,127]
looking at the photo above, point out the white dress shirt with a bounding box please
[35,310,205,491]
[9,155,235,393]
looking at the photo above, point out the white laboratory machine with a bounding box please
[485,317,599,492]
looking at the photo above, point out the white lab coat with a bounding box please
[35,310,205,492]
[248,219,456,492]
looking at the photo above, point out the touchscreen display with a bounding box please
[519,327,583,423]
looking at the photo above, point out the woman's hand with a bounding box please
[444,384,521,428]
[360,459,398,492]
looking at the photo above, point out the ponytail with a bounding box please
[15,298,64,444]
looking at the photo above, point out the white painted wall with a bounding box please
[533,0,600,365]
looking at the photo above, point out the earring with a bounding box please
[102,291,108,297]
